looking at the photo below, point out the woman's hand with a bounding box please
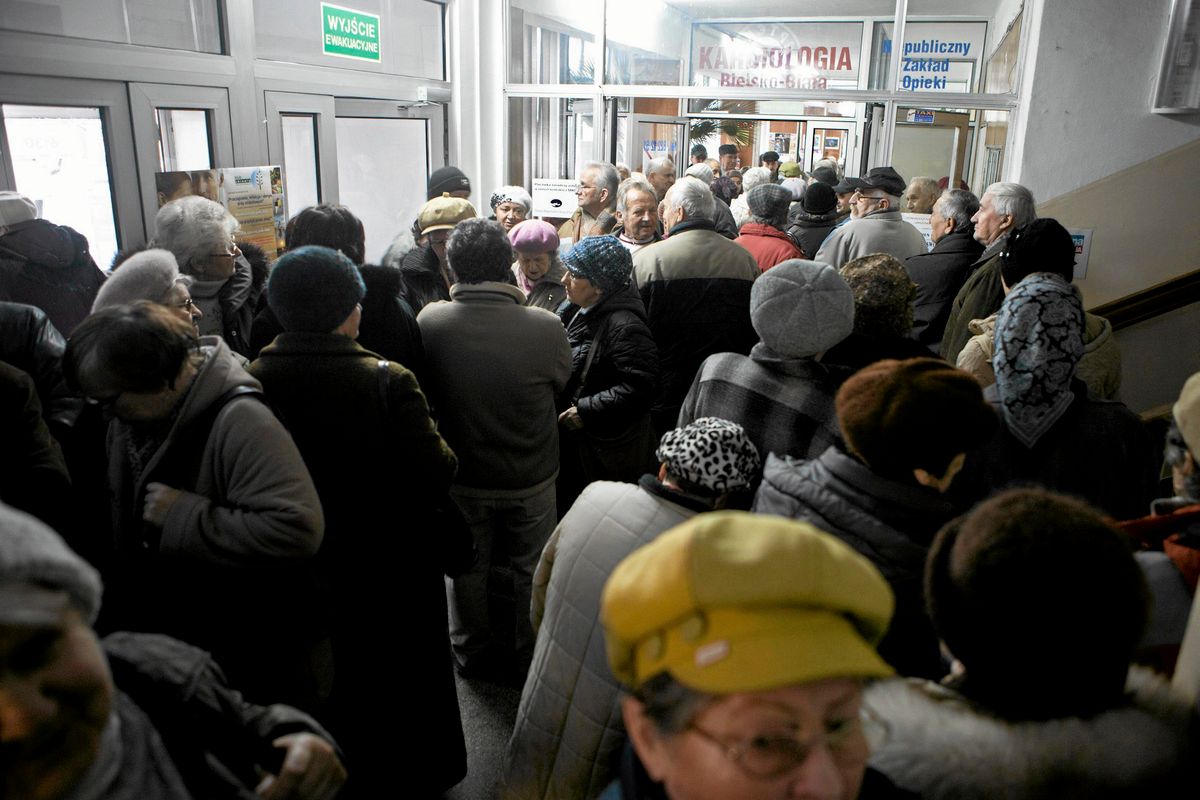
[558,406,583,430]
[256,733,347,800]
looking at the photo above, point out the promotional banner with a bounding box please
[156,166,286,261]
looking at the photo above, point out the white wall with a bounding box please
[1014,0,1200,201]
[449,0,506,211]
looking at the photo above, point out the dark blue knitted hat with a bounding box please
[268,245,365,333]
[561,235,632,295]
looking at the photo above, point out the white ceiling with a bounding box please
[663,0,1004,19]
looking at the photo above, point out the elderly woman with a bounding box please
[730,166,774,228]
[151,195,260,356]
[734,183,802,272]
[509,218,566,310]
[93,248,202,331]
[965,272,1157,520]
[249,203,425,380]
[557,235,659,507]
[823,253,932,371]
[490,185,532,232]
[600,511,900,799]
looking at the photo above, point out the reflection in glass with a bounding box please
[0,0,222,53]
[3,105,119,270]
[155,109,212,172]
[507,97,594,190]
[281,115,320,216]
[508,0,600,84]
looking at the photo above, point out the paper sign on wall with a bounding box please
[1069,229,1093,280]
[532,178,579,219]
[155,166,287,261]
[902,212,935,252]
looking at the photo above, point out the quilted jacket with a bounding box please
[501,478,710,800]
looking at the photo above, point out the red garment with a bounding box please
[735,223,803,272]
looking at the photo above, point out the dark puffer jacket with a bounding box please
[786,205,841,259]
[753,447,957,679]
[560,281,659,439]
[0,300,79,429]
[0,218,106,336]
[399,243,451,315]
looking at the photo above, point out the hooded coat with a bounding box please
[866,669,1198,799]
[103,336,326,710]
[753,448,954,678]
[188,255,261,358]
[786,204,841,259]
[0,218,106,336]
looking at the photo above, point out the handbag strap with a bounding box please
[376,359,390,412]
[571,314,613,407]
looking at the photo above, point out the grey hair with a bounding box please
[633,673,715,735]
[647,157,675,175]
[666,177,715,220]
[741,167,773,193]
[583,161,620,209]
[940,188,980,231]
[93,248,181,310]
[151,195,239,277]
[908,176,940,197]
[813,157,842,179]
[985,182,1037,229]
[617,178,657,213]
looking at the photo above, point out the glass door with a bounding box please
[332,98,445,264]
[128,83,235,234]
[623,113,689,175]
[265,91,340,218]
[0,76,142,270]
[892,108,971,190]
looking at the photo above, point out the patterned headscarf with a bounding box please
[993,273,1084,448]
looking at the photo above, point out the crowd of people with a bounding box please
[0,146,1197,800]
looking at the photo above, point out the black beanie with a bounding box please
[1000,218,1076,288]
[268,245,365,333]
[801,182,837,215]
[427,166,471,200]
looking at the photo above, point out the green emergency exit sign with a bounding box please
[321,3,381,62]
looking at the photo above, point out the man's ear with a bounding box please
[621,695,673,782]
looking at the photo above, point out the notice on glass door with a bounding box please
[155,166,287,262]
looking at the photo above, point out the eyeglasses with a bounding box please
[428,233,451,246]
[172,297,199,311]
[684,707,884,780]
[577,183,599,192]
[853,191,884,204]
[208,243,241,259]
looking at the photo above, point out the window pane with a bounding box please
[3,105,118,271]
[254,0,445,80]
[507,95,594,184]
[155,109,212,171]
[890,107,1009,198]
[880,1,1022,94]
[0,0,221,53]
[335,117,427,263]
[508,0,600,84]
[605,1,894,87]
[281,114,321,215]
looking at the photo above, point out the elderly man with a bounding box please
[0,501,347,800]
[682,166,738,239]
[612,178,662,253]
[905,188,985,351]
[815,167,929,269]
[940,181,1036,362]
[644,157,677,202]
[62,302,325,708]
[501,418,761,800]
[688,143,707,165]
[559,161,619,244]
[904,176,941,214]
[633,179,758,435]
[418,219,571,680]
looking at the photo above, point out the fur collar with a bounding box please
[865,668,1197,798]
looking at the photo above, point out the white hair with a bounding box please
[151,195,238,277]
[666,178,714,220]
[939,188,980,230]
[582,161,620,209]
[617,178,657,213]
[647,157,675,175]
[985,182,1037,229]
[741,167,773,193]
